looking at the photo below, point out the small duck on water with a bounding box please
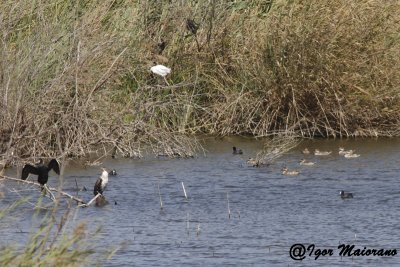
[314,149,331,156]
[338,147,353,155]
[247,158,259,167]
[302,148,310,154]
[344,152,360,158]
[232,146,243,155]
[339,190,353,199]
[282,167,299,176]
[299,159,315,166]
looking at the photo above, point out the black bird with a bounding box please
[339,191,353,199]
[21,159,60,187]
[232,146,243,155]
[157,40,166,54]
[186,18,199,35]
[109,169,117,176]
[94,168,109,196]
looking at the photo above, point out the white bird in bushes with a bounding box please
[150,64,171,85]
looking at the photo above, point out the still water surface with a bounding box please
[1,137,400,266]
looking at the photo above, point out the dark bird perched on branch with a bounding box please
[94,168,109,196]
[21,159,60,188]
[186,18,201,52]
[157,40,166,54]
[186,18,199,35]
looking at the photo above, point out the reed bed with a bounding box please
[0,0,399,161]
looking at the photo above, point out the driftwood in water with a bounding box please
[77,193,107,208]
[95,195,108,207]
[0,174,86,205]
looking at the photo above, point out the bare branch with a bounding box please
[0,175,86,205]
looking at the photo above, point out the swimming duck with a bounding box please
[344,152,360,158]
[109,169,117,176]
[232,146,243,155]
[302,148,310,154]
[314,149,331,156]
[247,158,259,167]
[21,159,60,188]
[339,190,353,199]
[282,167,299,176]
[338,147,353,155]
[299,159,315,166]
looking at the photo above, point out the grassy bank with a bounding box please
[0,0,399,160]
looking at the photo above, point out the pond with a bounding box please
[1,137,400,266]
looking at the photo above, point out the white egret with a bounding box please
[150,64,171,85]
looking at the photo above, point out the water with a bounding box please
[1,137,400,266]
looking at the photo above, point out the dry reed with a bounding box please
[0,0,399,163]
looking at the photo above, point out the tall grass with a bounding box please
[0,198,101,266]
[0,0,399,160]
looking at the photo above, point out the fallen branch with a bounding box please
[78,193,101,208]
[0,175,86,205]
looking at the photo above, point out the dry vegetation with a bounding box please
[0,0,399,162]
[0,198,102,266]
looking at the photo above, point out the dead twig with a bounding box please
[78,193,101,208]
[0,175,86,205]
